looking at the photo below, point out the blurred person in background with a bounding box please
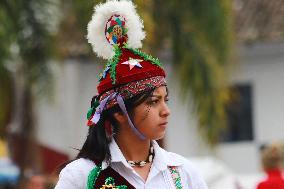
[55,0,208,189]
[26,175,46,189]
[256,143,284,189]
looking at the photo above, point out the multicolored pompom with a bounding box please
[105,14,128,46]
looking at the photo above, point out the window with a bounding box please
[221,84,254,142]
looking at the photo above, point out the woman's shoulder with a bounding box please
[163,150,208,189]
[55,158,96,189]
[159,148,192,166]
[155,142,202,173]
[165,151,199,171]
[59,158,96,180]
[63,158,96,171]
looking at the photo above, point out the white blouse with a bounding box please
[55,140,208,189]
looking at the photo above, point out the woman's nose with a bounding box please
[160,102,170,117]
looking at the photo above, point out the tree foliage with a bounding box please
[0,0,55,171]
[153,0,234,145]
[0,1,15,137]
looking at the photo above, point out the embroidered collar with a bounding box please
[152,142,183,171]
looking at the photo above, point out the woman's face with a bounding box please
[132,86,170,140]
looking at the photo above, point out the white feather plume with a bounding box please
[87,0,145,60]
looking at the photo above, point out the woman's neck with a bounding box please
[114,130,151,161]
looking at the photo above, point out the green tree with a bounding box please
[0,0,54,174]
[0,8,13,138]
[152,0,234,145]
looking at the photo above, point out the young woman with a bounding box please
[55,1,208,188]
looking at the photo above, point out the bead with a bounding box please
[149,155,153,162]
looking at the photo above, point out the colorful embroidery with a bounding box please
[169,166,183,189]
[100,177,128,189]
[100,76,166,105]
[87,164,130,189]
[105,14,128,46]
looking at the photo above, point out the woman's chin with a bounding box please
[152,131,166,141]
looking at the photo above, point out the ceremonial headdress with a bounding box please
[86,0,166,140]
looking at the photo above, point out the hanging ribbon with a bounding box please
[116,94,146,140]
[90,92,146,140]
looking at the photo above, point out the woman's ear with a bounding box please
[113,112,127,124]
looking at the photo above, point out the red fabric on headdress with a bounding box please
[97,48,165,95]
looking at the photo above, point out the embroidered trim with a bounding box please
[87,164,102,189]
[87,165,129,189]
[107,45,122,84]
[100,76,166,107]
[169,166,183,189]
[101,177,128,189]
[127,47,162,67]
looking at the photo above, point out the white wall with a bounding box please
[35,59,103,157]
[216,42,284,173]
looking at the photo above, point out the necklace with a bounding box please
[127,145,154,167]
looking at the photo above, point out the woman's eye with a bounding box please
[151,100,159,104]
[148,99,159,105]
[165,98,169,103]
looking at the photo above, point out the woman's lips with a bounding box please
[159,122,168,128]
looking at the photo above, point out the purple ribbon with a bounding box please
[91,92,146,140]
[116,94,146,140]
[91,93,116,124]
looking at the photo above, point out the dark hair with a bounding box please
[75,88,156,164]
